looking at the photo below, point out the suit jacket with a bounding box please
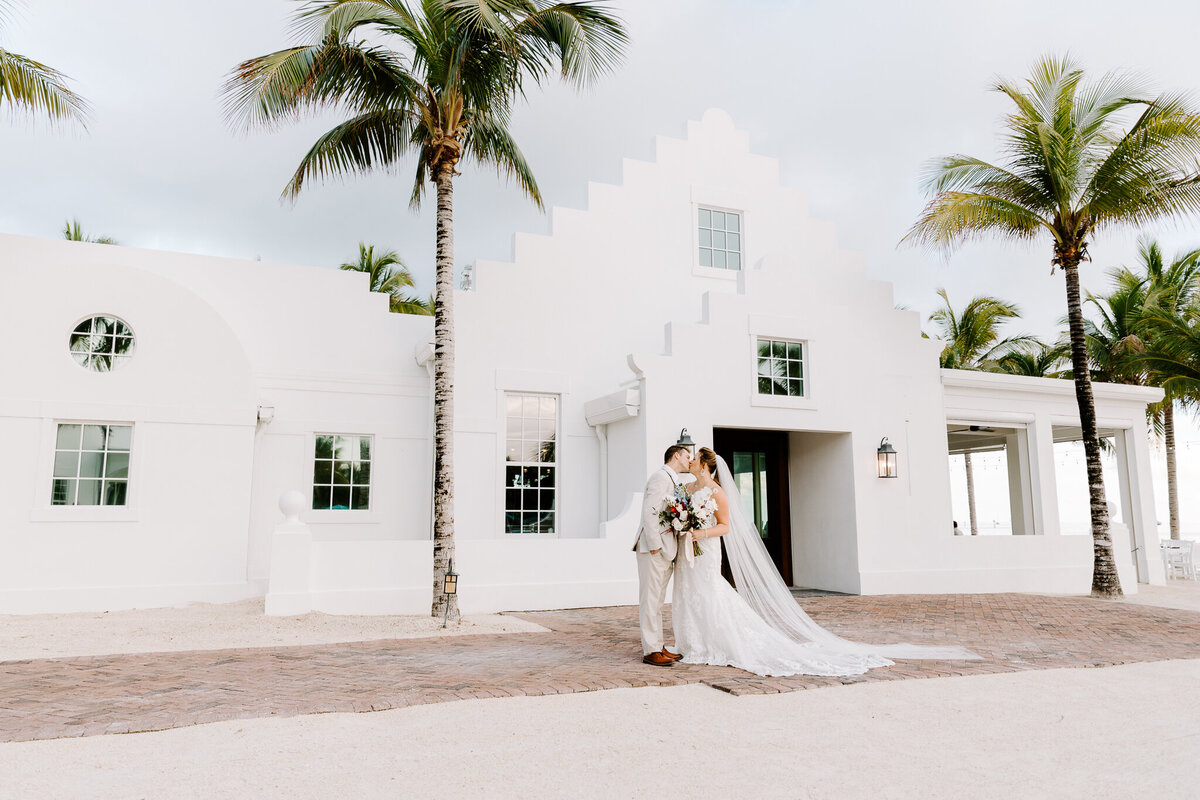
[632,466,680,561]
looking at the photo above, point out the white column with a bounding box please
[1123,426,1166,585]
[1027,416,1060,537]
[1005,431,1036,535]
[1112,432,1138,584]
[265,489,313,616]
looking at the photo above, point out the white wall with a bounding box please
[275,491,642,615]
[0,234,437,612]
[0,249,259,612]
[788,432,860,593]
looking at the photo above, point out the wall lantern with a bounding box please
[877,438,898,479]
[676,428,696,455]
[441,559,459,628]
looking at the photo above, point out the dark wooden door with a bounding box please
[712,428,793,586]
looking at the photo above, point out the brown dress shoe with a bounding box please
[662,649,683,662]
[642,651,674,667]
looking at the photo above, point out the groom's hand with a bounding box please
[650,548,661,555]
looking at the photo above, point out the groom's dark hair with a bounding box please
[663,444,689,464]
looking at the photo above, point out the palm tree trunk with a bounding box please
[1165,401,1180,540]
[964,452,979,535]
[1063,258,1121,597]
[431,160,458,619]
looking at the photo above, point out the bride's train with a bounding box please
[672,457,980,678]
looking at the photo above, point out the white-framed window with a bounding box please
[504,392,558,534]
[69,315,135,372]
[756,338,805,397]
[698,207,742,270]
[51,423,131,505]
[312,434,373,510]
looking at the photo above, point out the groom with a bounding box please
[632,444,691,666]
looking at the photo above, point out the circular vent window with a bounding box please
[69,316,135,372]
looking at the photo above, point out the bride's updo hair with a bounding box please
[697,447,721,485]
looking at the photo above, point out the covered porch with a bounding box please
[939,370,1166,592]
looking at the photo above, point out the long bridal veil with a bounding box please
[714,455,980,662]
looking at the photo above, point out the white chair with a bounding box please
[1161,540,1197,581]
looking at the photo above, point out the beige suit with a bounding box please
[633,466,681,655]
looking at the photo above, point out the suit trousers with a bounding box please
[636,549,674,655]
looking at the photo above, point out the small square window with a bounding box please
[755,338,806,398]
[51,423,132,506]
[312,433,373,510]
[698,207,743,271]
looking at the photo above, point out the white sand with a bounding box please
[1118,579,1200,613]
[0,598,548,661]
[3,658,1197,799]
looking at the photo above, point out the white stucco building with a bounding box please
[0,110,1166,615]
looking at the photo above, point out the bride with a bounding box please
[672,447,979,677]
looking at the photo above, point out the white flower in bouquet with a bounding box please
[657,486,692,536]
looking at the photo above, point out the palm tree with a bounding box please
[223,0,627,618]
[929,288,1036,535]
[62,219,117,244]
[1140,304,1200,462]
[1082,274,1150,386]
[928,288,1036,370]
[905,55,1200,597]
[0,1,89,124]
[994,342,1068,378]
[1121,239,1200,540]
[340,242,432,315]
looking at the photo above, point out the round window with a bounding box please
[69,316,135,372]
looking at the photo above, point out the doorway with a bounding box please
[712,428,793,586]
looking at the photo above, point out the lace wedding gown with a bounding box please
[673,486,888,676]
[672,462,980,678]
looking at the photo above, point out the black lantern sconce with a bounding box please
[877,438,898,479]
[676,428,696,455]
[441,559,459,628]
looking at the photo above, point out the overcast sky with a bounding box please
[5,0,1200,472]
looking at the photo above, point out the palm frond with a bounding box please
[61,218,117,245]
[391,295,434,314]
[339,240,432,314]
[510,2,629,88]
[0,46,90,124]
[924,155,1054,212]
[992,340,1070,377]
[1084,94,1200,226]
[222,36,417,132]
[292,0,416,40]
[283,108,413,198]
[1135,306,1200,395]
[904,192,1050,251]
[467,109,541,205]
[928,288,1030,369]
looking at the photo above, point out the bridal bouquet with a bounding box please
[691,492,719,534]
[657,486,713,558]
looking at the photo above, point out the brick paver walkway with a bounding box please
[2,594,1199,743]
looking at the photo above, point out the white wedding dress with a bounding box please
[672,458,979,677]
